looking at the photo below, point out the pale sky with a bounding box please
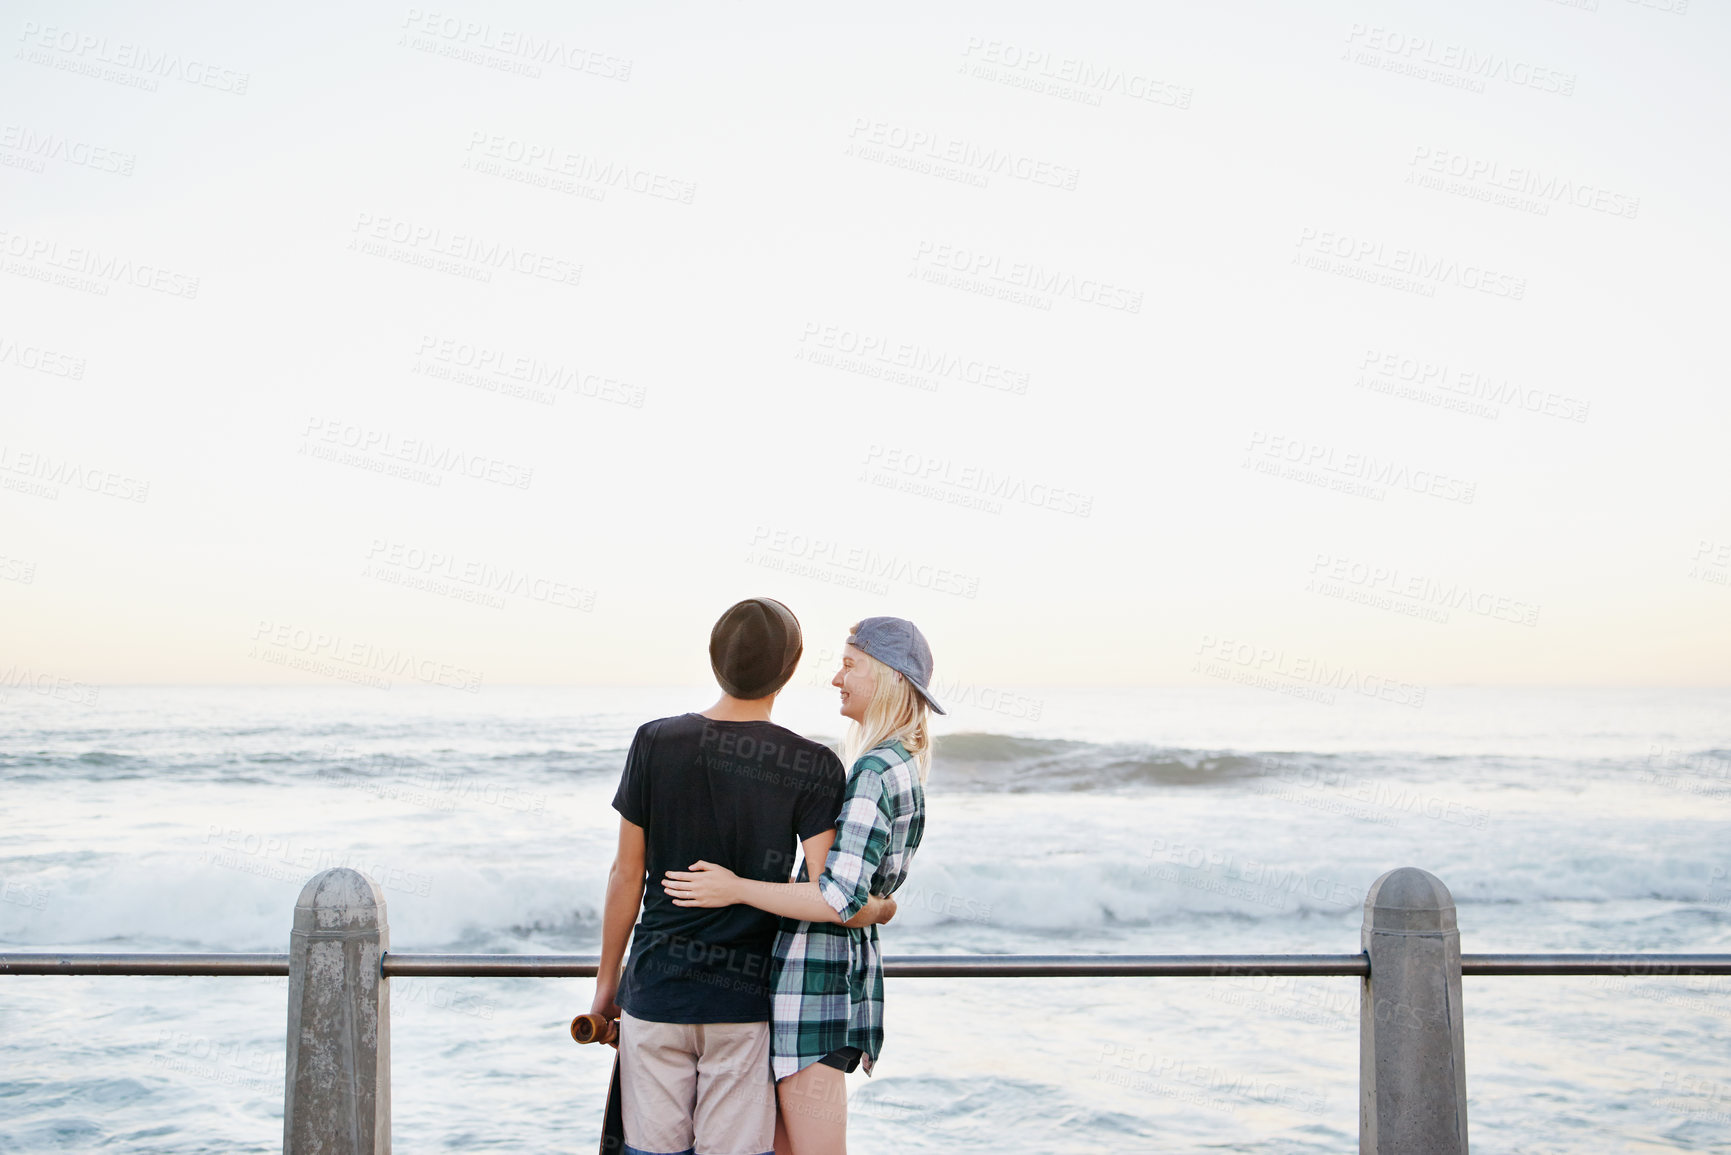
[2,0,1727,691]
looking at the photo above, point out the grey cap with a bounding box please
[846,616,945,715]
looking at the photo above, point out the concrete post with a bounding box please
[283,869,390,1154]
[1360,867,1468,1155]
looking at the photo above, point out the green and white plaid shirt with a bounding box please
[769,738,925,1080]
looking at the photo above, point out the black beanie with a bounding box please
[710,598,803,699]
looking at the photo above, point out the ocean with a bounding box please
[2,685,1728,1153]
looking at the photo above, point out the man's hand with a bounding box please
[663,860,742,908]
[843,892,898,928]
[590,981,621,1023]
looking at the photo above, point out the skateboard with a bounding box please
[571,1013,624,1154]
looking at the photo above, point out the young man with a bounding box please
[591,597,894,1155]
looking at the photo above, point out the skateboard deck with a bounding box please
[601,1052,624,1155]
[572,1013,625,1154]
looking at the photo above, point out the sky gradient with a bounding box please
[3,0,1727,692]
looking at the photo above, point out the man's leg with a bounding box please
[690,1021,776,1155]
[619,1010,699,1155]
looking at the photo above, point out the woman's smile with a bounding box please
[832,644,877,723]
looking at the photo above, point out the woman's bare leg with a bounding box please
[775,1062,848,1155]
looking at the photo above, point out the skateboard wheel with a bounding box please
[571,1012,617,1045]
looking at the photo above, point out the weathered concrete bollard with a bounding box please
[1360,867,1468,1154]
[284,868,390,1154]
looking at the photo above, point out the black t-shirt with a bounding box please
[611,712,845,1023]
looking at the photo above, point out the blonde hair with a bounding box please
[842,633,933,784]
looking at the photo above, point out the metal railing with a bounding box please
[4,865,1729,1154]
[8,951,1731,978]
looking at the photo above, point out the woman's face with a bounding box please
[832,644,876,724]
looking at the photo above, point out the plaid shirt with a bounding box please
[769,738,925,1079]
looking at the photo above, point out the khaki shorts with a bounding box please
[618,1010,774,1155]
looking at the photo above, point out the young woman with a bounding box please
[662,616,941,1155]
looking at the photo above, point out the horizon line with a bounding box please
[21,682,1731,692]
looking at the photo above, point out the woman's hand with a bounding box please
[663,861,742,908]
[843,893,897,928]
